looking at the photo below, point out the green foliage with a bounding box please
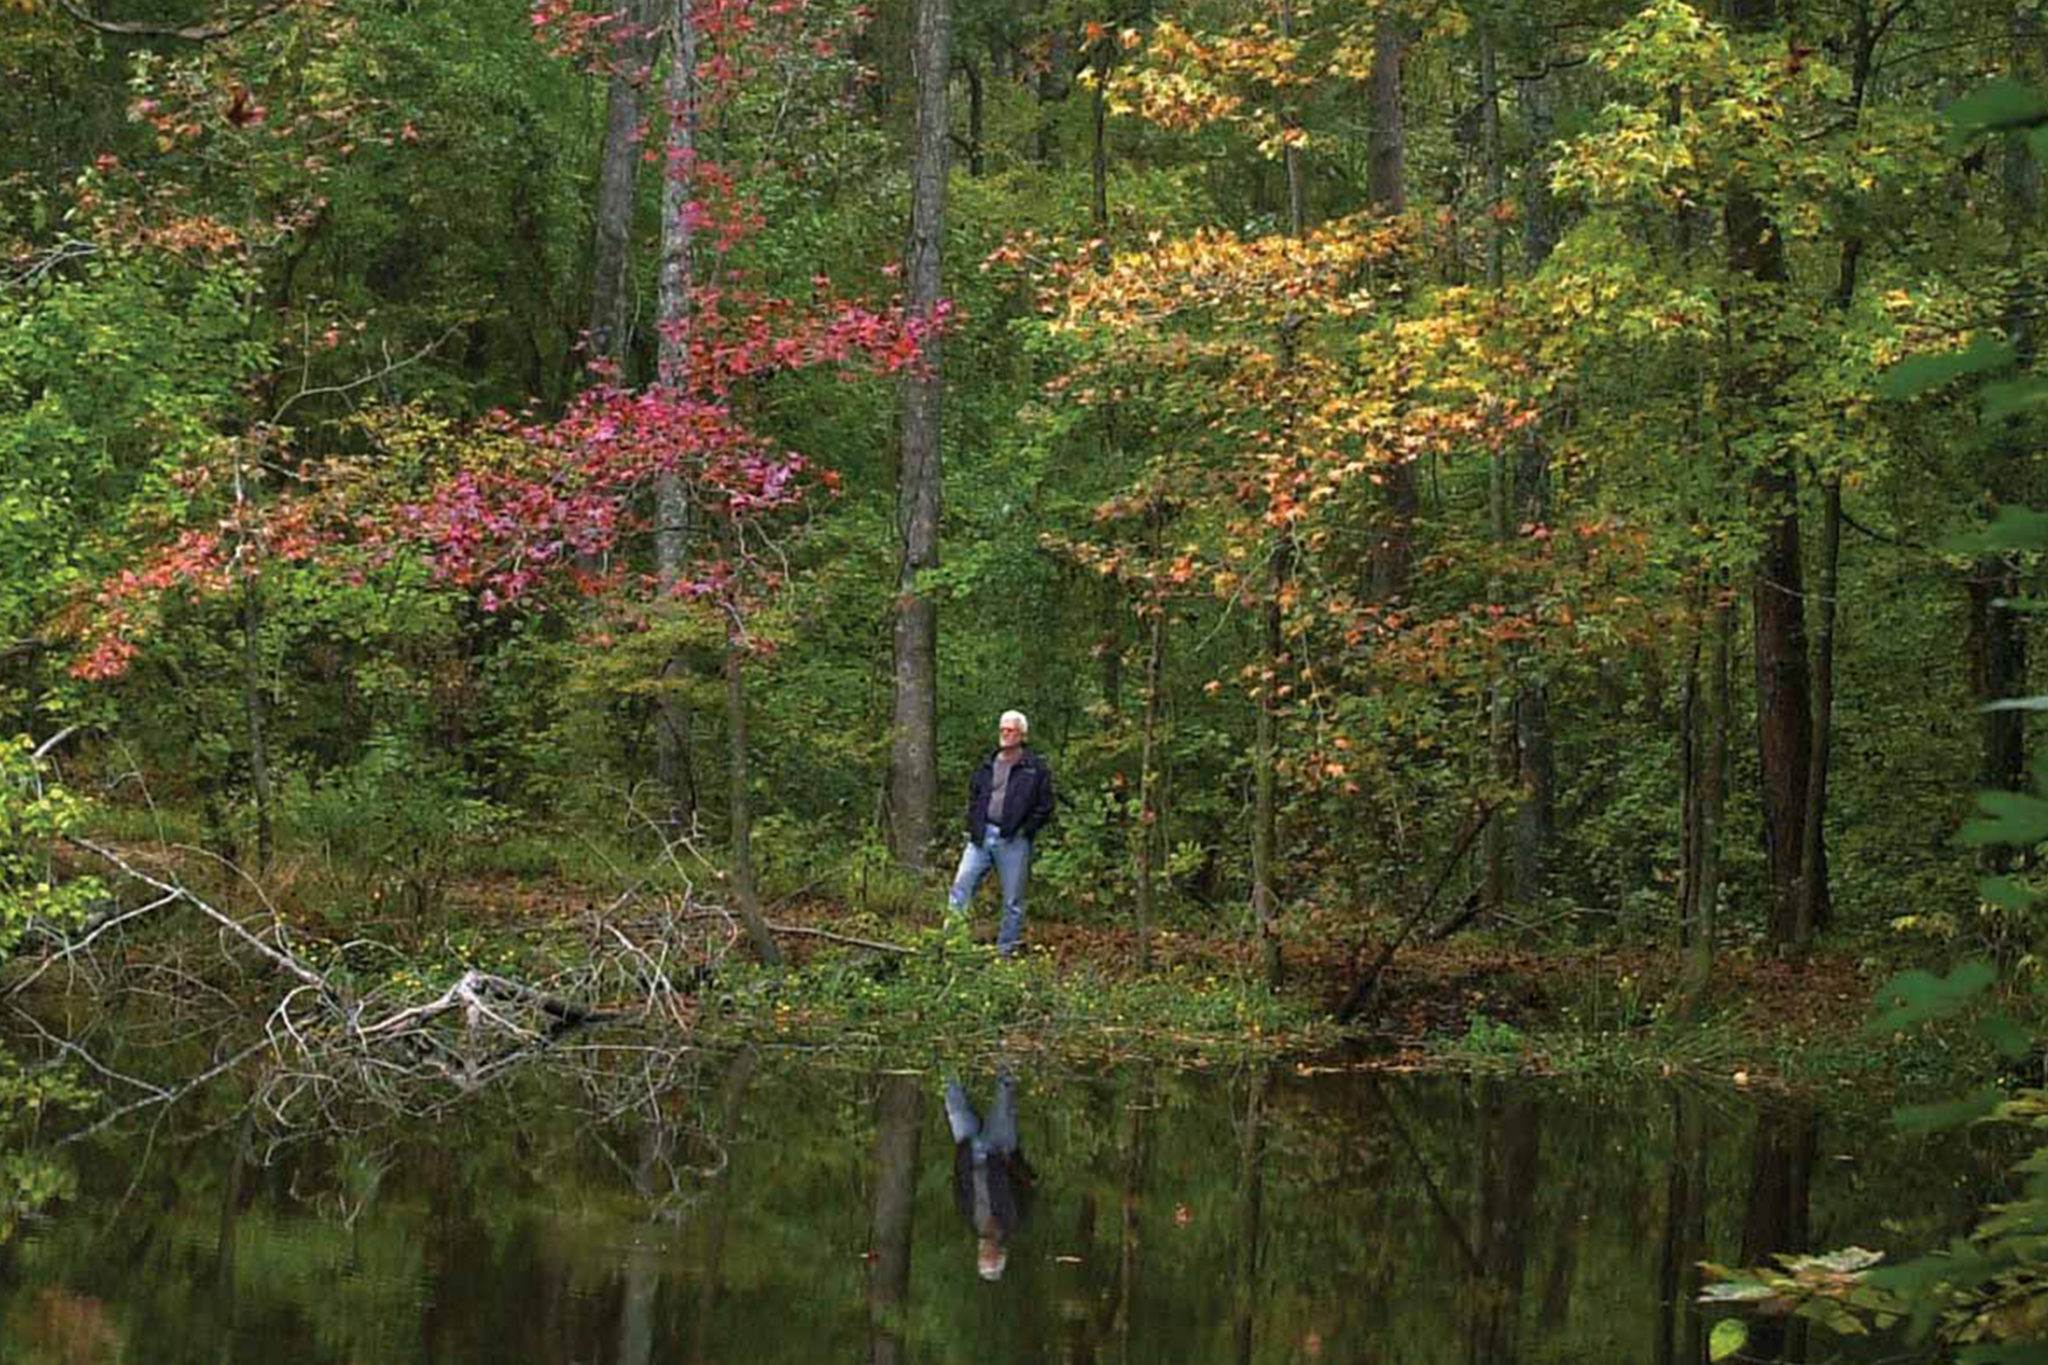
[0,736,101,957]
[0,1054,90,1247]
[283,730,508,919]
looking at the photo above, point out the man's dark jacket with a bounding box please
[964,747,1056,841]
[953,1140,1037,1240]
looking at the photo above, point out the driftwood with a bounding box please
[1334,802,1497,1025]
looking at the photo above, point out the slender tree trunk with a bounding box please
[1249,43,1307,988]
[1033,22,1068,165]
[1366,13,1415,602]
[889,0,950,872]
[1367,15,1406,215]
[587,0,655,369]
[962,58,984,178]
[1678,596,1701,941]
[1479,18,1511,908]
[1678,586,1730,1018]
[721,565,780,968]
[1134,584,1164,972]
[1251,543,1284,988]
[241,574,273,872]
[1277,0,1305,237]
[1799,478,1840,950]
[867,1073,924,1365]
[654,0,699,825]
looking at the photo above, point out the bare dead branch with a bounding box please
[66,837,338,1001]
[48,0,297,42]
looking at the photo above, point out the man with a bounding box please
[947,709,1055,956]
[946,1072,1035,1281]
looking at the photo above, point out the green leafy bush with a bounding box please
[284,731,506,918]
[0,735,102,958]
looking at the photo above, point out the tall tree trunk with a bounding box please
[1974,58,2043,843]
[721,552,781,968]
[1479,17,1511,908]
[1134,578,1164,972]
[1366,13,1415,602]
[1510,53,1558,901]
[1033,22,1069,166]
[890,0,950,871]
[654,0,699,826]
[241,574,273,873]
[962,58,984,178]
[1514,68,1560,269]
[1251,542,1284,988]
[1725,0,1823,947]
[1366,15,1406,215]
[587,0,655,370]
[1800,478,1840,949]
[867,1073,924,1365]
[1678,586,1730,1019]
[1249,21,1306,988]
[1678,595,1701,942]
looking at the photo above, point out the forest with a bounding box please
[10,0,2048,1350]
[6,0,2045,995]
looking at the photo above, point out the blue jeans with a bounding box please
[948,824,1032,955]
[945,1074,1018,1155]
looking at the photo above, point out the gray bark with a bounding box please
[587,0,656,370]
[1366,14,1414,602]
[654,0,699,823]
[889,0,950,871]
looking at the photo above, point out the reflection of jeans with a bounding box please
[948,824,1031,954]
[945,1075,1018,1157]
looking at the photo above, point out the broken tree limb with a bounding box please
[355,970,618,1040]
[1335,801,1498,1025]
[49,0,298,42]
[6,890,181,998]
[659,910,909,955]
[66,837,340,1004]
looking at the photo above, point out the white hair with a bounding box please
[999,709,1029,737]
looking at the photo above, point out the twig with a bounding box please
[6,891,180,998]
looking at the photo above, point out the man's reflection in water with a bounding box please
[945,1073,1036,1281]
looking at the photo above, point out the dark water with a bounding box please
[0,1037,2001,1365]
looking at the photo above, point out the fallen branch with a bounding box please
[1335,801,1497,1025]
[49,0,298,42]
[67,837,338,1003]
[356,969,619,1039]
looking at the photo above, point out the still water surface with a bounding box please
[0,1042,1999,1365]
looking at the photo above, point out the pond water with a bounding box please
[0,1034,2006,1365]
